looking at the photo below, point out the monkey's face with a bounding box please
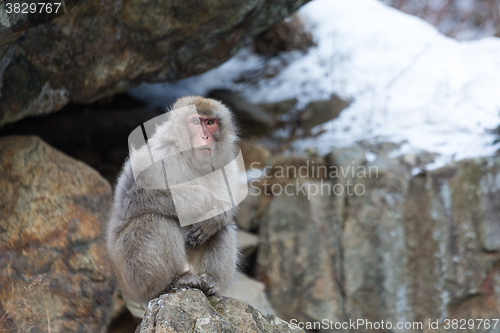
[187,115,218,160]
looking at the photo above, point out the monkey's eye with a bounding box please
[207,119,215,126]
[192,118,200,125]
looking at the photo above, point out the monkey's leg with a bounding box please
[113,214,187,302]
[188,224,238,296]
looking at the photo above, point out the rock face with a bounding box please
[256,142,500,330]
[0,136,114,332]
[0,0,309,127]
[136,289,303,333]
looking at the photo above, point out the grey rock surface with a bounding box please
[135,289,303,333]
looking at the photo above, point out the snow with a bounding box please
[129,0,500,169]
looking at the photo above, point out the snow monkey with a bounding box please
[106,96,242,313]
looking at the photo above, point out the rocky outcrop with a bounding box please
[135,289,303,333]
[0,136,114,332]
[0,0,309,127]
[256,142,500,330]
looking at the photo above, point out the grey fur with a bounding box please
[106,96,239,303]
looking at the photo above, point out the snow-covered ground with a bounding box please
[129,0,500,169]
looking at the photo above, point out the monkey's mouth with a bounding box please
[195,147,212,156]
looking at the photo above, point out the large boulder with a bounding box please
[0,136,114,332]
[256,142,500,330]
[135,289,303,333]
[0,0,309,127]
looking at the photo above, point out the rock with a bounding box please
[224,272,275,316]
[234,188,262,231]
[239,140,272,170]
[237,229,259,258]
[135,289,303,333]
[209,89,276,137]
[0,136,114,333]
[256,141,500,327]
[258,99,297,116]
[0,0,309,127]
[253,13,315,57]
[300,94,351,132]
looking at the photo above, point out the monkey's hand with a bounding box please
[185,212,227,247]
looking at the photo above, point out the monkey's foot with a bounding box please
[172,271,202,290]
[199,273,217,296]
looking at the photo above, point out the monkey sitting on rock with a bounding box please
[106,96,243,316]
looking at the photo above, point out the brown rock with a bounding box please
[240,141,272,170]
[0,136,114,333]
[300,94,351,132]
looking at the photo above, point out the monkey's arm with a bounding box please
[116,162,216,221]
[125,180,234,247]
[124,182,233,247]
[115,161,235,247]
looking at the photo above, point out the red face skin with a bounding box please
[187,115,218,157]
